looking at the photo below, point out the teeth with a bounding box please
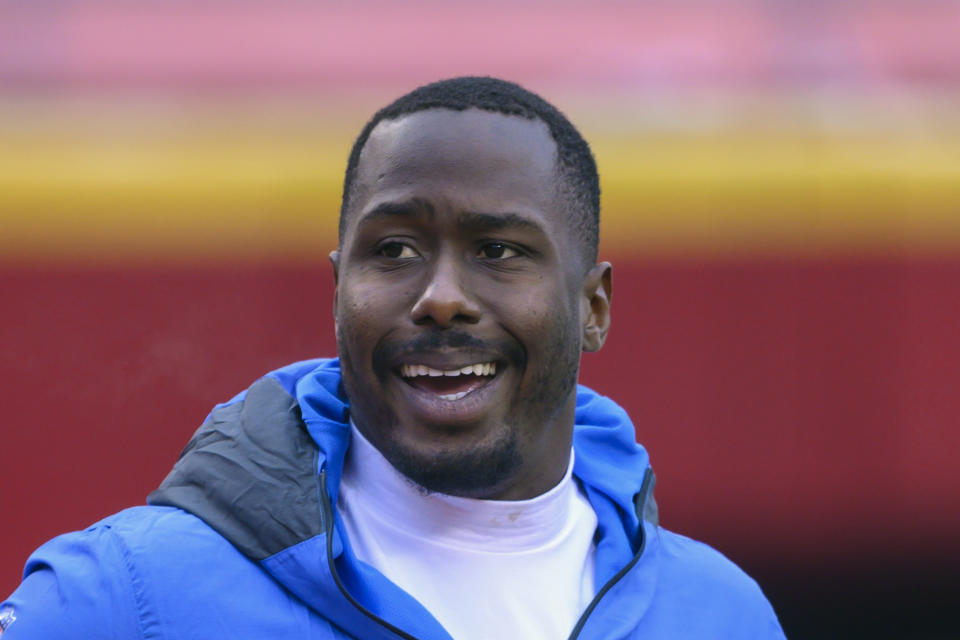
[400,361,497,378]
[438,391,469,401]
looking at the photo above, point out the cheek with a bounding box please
[529,285,584,384]
[338,268,418,320]
[492,282,579,354]
[335,285,380,355]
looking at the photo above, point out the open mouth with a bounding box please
[399,362,498,401]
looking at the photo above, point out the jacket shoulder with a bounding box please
[1,507,175,639]
[645,527,786,638]
[2,507,336,639]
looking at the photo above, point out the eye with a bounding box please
[377,242,418,259]
[477,242,520,260]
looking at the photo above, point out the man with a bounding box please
[1,77,785,638]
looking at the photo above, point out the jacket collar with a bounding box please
[296,359,655,584]
[152,358,658,639]
[295,359,653,530]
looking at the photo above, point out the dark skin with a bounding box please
[331,108,611,500]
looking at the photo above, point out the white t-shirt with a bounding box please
[337,424,598,640]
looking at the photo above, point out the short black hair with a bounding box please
[339,76,600,265]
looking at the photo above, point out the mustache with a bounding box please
[373,330,525,369]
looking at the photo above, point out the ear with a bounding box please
[329,250,341,325]
[581,261,612,352]
[329,250,341,286]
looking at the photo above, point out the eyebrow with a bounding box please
[357,199,434,227]
[457,211,545,234]
[357,201,546,236]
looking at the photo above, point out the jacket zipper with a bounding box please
[565,467,655,640]
[319,469,423,640]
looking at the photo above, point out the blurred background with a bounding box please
[1,1,958,638]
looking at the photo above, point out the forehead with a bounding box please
[346,109,561,228]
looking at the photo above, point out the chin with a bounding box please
[381,428,522,498]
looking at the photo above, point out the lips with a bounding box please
[400,361,497,401]
[371,331,523,426]
[381,353,508,427]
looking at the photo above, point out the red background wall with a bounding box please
[4,257,958,637]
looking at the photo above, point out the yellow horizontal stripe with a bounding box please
[597,133,960,256]
[2,117,959,262]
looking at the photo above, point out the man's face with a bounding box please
[332,108,610,500]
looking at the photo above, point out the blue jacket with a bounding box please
[2,359,785,639]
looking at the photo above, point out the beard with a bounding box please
[381,426,522,498]
[336,298,582,499]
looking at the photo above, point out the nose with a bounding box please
[410,255,481,327]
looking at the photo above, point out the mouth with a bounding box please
[398,361,498,401]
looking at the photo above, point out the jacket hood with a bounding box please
[149,358,656,637]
